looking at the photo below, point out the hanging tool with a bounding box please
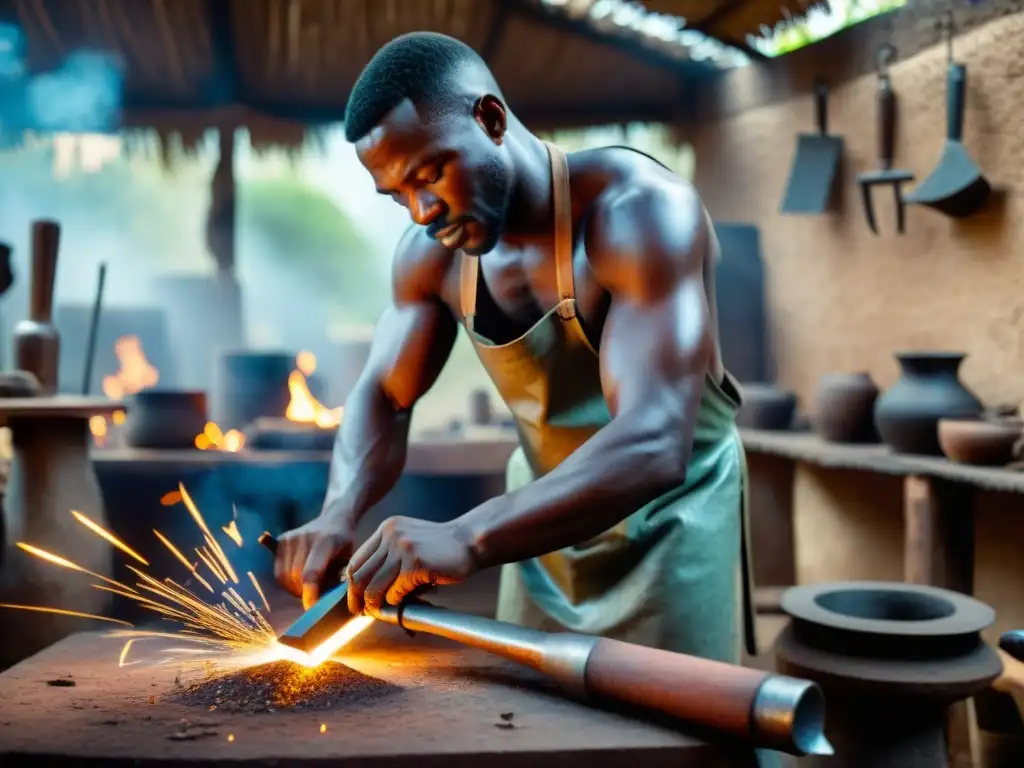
[904,11,990,217]
[257,533,832,756]
[780,79,844,214]
[857,44,915,234]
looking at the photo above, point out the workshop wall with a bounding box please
[689,10,1024,639]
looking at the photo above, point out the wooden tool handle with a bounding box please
[29,220,60,323]
[877,74,896,170]
[814,79,829,135]
[585,637,770,738]
[947,62,966,141]
[258,531,279,555]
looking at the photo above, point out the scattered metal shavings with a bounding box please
[171,660,402,713]
[167,729,219,741]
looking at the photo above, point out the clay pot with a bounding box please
[216,351,295,430]
[938,417,1022,466]
[736,383,797,431]
[123,390,208,449]
[815,372,880,443]
[873,352,983,456]
[0,410,115,666]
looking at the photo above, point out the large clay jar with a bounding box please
[0,411,114,667]
[815,372,880,443]
[874,352,983,455]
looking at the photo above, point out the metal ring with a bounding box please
[876,43,897,75]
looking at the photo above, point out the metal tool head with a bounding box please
[276,580,354,653]
[857,170,915,234]
[257,531,355,654]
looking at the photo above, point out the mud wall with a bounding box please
[689,9,1024,638]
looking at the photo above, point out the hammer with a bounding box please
[258,532,832,756]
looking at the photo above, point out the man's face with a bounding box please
[355,99,512,256]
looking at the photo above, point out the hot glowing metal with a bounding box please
[1,482,372,672]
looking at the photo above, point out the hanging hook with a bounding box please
[876,43,897,78]
[943,10,955,63]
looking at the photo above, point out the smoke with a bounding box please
[0,22,123,143]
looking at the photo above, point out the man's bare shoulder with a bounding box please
[391,224,458,304]
[572,149,706,299]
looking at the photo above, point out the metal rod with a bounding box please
[374,601,832,757]
[81,261,107,395]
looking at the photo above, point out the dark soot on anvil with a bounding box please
[174,661,401,713]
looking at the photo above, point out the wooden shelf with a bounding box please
[739,429,1024,495]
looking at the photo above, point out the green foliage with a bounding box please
[238,175,386,322]
[755,0,908,58]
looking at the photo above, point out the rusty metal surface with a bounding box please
[0,628,756,767]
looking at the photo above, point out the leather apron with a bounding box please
[460,142,756,661]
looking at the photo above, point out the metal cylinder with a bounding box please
[375,601,831,756]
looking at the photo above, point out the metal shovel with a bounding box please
[904,13,990,217]
[780,80,843,214]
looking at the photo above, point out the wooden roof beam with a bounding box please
[203,0,241,106]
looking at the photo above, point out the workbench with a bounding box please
[0,627,758,767]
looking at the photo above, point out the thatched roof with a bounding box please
[639,0,829,44]
[1,0,826,137]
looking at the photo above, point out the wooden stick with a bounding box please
[81,262,107,395]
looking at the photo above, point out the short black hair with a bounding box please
[344,32,497,143]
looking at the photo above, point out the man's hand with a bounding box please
[274,513,357,610]
[344,516,478,616]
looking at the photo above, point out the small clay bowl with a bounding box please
[938,417,1023,466]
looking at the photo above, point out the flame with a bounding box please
[102,336,159,400]
[91,335,158,447]
[285,352,343,428]
[89,415,108,446]
[3,485,374,671]
[195,421,245,453]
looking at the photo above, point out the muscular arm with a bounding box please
[278,227,459,606]
[459,183,715,568]
[322,228,458,524]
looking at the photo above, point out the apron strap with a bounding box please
[460,252,479,332]
[544,142,577,321]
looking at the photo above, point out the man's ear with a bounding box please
[473,95,507,144]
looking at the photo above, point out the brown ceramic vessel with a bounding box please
[938,417,1022,466]
[736,383,798,431]
[815,372,880,443]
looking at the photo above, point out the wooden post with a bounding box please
[903,475,975,594]
[903,474,978,768]
[747,453,797,590]
[204,128,244,352]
